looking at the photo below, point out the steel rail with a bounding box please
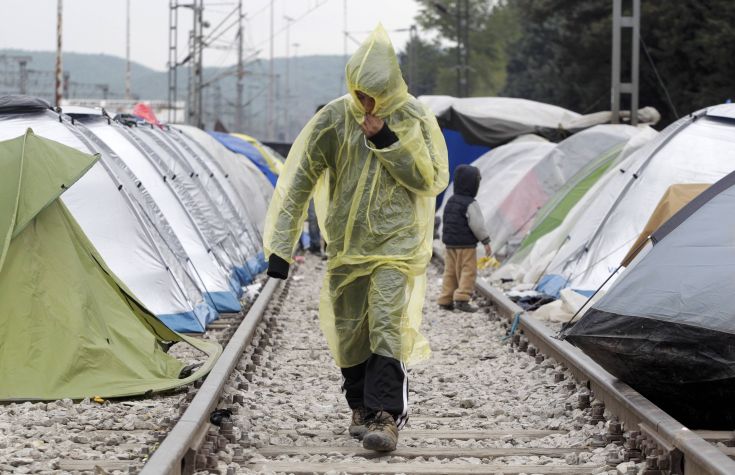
[141,277,280,475]
[433,245,735,475]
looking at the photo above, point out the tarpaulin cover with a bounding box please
[0,130,219,400]
[564,166,735,427]
[264,25,448,367]
[209,131,279,186]
[420,95,580,146]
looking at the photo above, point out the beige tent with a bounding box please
[621,183,710,266]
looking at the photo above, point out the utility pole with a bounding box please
[611,0,640,125]
[267,0,275,140]
[18,58,28,94]
[408,25,418,94]
[235,0,244,131]
[125,0,132,99]
[284,15,294,140]
[342,0,348,95]
[55,0,63,106]
[455,0,469,97]
[167,0,178,122]
[188,0,204,128]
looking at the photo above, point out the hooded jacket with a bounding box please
[263,25,449,367]
[442,165,491,247]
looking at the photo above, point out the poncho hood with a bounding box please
[345,24,409,119]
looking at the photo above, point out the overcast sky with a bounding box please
[0,0,421,71]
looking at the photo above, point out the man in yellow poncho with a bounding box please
[263,25,448,452]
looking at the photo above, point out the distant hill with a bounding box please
[0,49,347,141]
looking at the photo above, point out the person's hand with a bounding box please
[360,114,384,138]
[484,243,492,257]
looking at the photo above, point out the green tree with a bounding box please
[406,0,520,96]
[503,0,735,126]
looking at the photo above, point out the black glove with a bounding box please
[267,254,289,280]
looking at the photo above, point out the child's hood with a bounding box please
[453,165,481,198]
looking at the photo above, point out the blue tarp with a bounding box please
[208,131,279,186]
[440,128,490,204]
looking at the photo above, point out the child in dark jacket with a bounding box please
[439,165,492,313]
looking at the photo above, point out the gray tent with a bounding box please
[564,153,735,428]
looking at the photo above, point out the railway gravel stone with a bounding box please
[226,254,614,474]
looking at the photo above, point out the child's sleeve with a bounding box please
[467,201,491,245]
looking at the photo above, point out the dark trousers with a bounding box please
[307,201,321,252]
[340,353,409,429]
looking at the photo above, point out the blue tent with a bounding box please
[209,131,279,186]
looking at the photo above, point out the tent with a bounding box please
[437,140,555,237]
[231,132,284,175]
[210,131,279,186]
[174,124,273,234]
[493,126,658,285]
[120,124,248,291]
[486,125,642,255]
[421,95,660,147]
[169,126,267,274]
[538,104,735,296]
[0,97,225,332]
[620,183,709,266]
[0,129,219,400]
[66,112,242,322]
[156,126,262,282]
[563,168,735,428]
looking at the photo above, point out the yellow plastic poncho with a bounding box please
[263,25,449,368]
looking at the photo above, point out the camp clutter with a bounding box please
[0,95,277,400]
[433,97,735,427]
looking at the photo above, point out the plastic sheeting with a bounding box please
[564,167,735,427]
[264,25,449,367]
[544,105,735,295]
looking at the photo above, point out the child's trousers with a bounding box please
[438,247,477,304]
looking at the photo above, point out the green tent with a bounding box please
[0,129,221,401]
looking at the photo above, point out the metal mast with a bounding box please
[235,0,244,131]
[611,0,640,125]
[55,0,63,106]
[167,0,179,122]
[267,0,275,140]
[125,0,132,99]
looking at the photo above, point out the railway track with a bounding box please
[5,253,735,474]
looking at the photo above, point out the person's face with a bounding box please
[355,91,376,114]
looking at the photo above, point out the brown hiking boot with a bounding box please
[454,300,478,313]
[362,411,398,452]
[349,408,368,439]
[438,302,454,311]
